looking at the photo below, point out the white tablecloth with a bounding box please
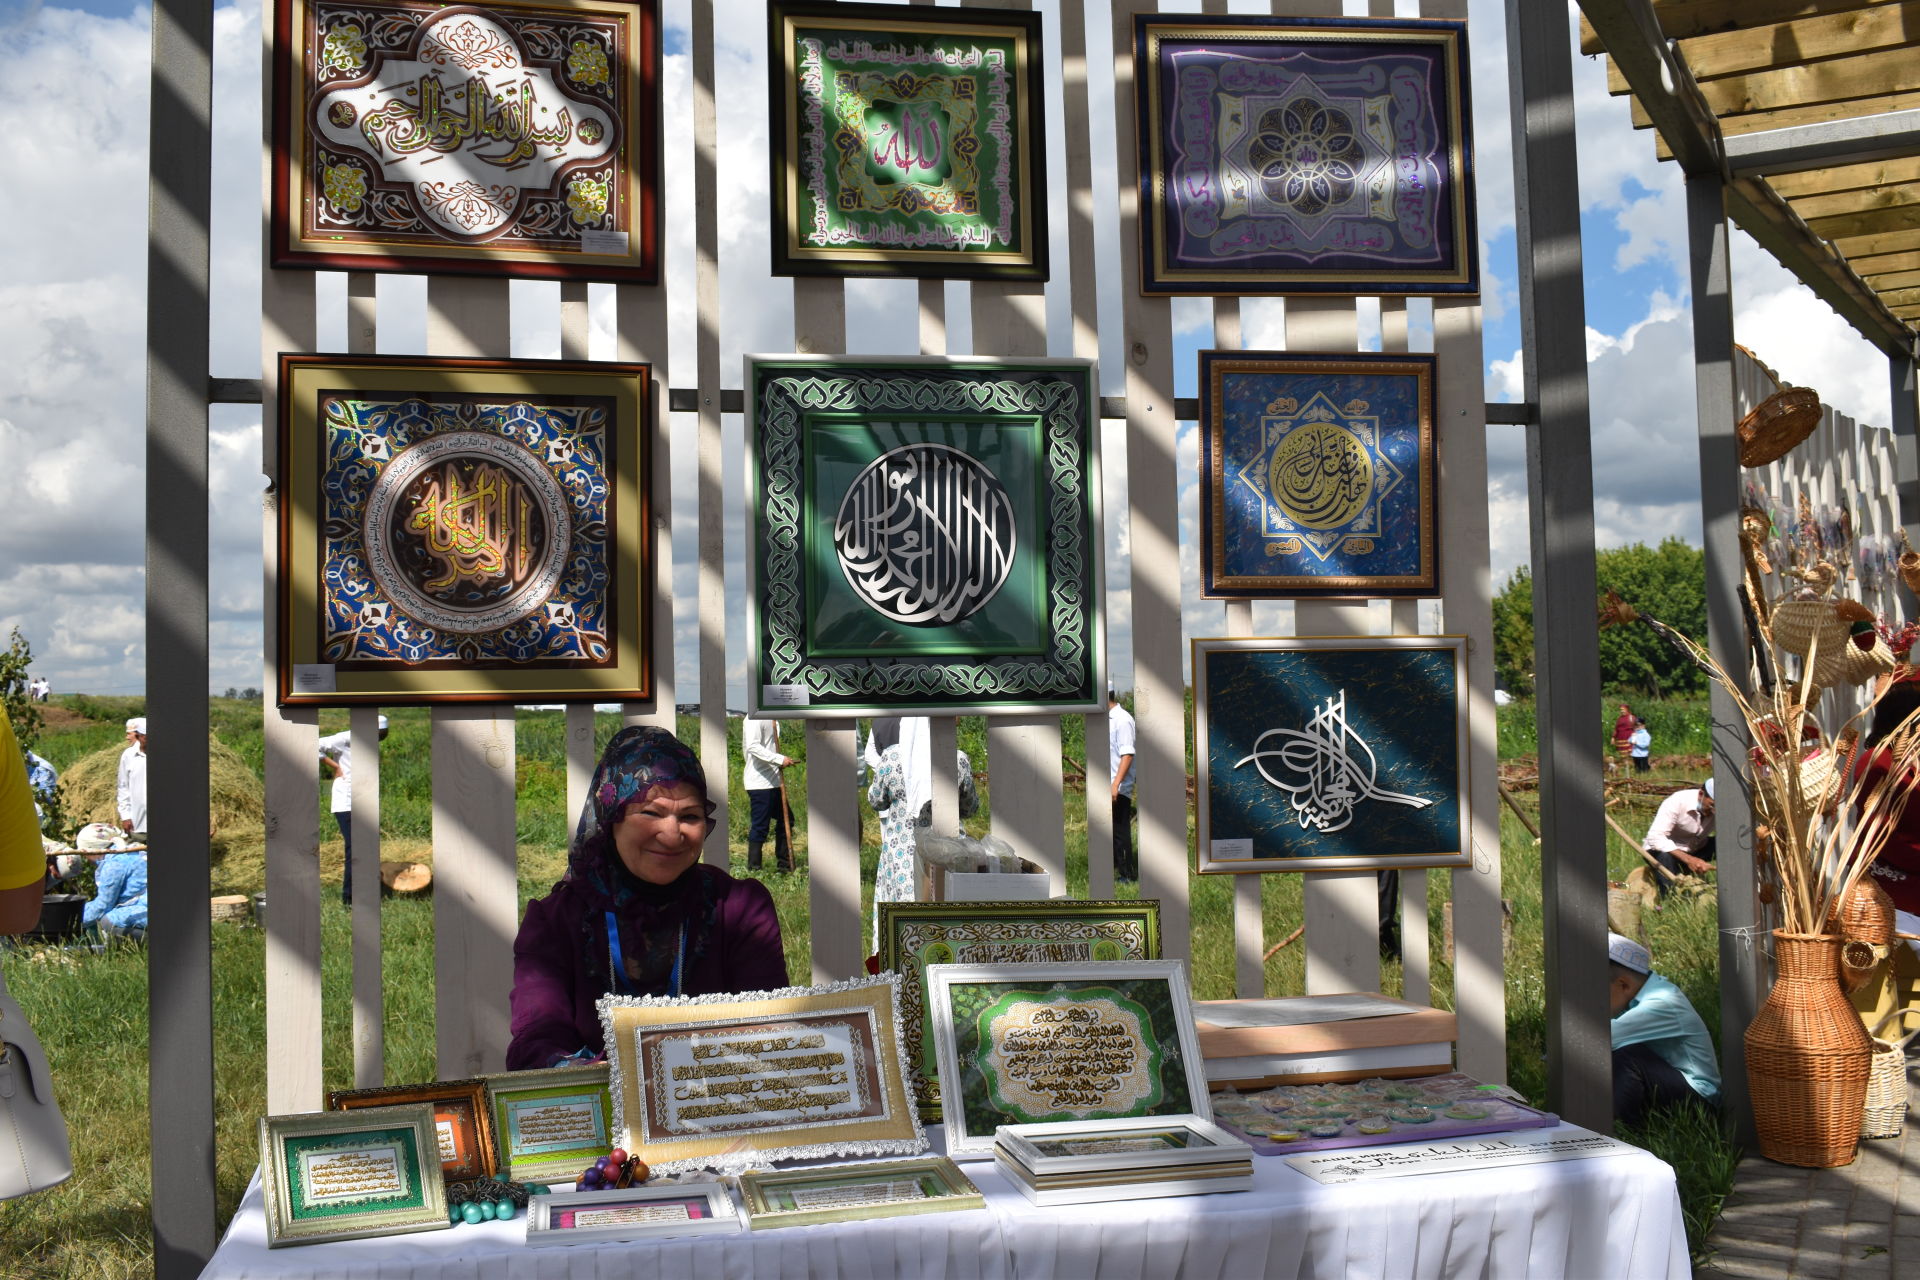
[201,1124,1687,1279]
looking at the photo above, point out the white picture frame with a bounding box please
[995,1115,1250,1176]
[525,1181,743,1247]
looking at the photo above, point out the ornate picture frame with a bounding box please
[597,974,926,1175]
[328,1077,495,1184]
[272,0,660,281]
[258,1105,450,1247]
[1134,14,1477,296]
[526,1182,743,1246]
[275,354,652,706]
[877,900,1162,1122]
[1200,350,1437,597]
[736,1156,984,1230]
[925,960,1212,1160]
[746,356,1103,717]
[768,1,1048,280]
[482,1064,616,1185]
[1192,635,1470,874]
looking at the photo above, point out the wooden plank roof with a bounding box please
[1580,0,1920,350]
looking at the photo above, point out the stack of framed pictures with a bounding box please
[993,1117,1252,1206]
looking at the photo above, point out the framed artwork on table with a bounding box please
[877,899,1162,1122]
[526,1182,743,1246]
[746,356,1104,717]
[768,1,1047,280]
[258,1106,450,1247]
[328,1077,495,1185]
[1200,351,1437,597]
[275,354,652,706]
[597,974,925,1175]
[271,0,660,281]
[1192,635,1469,874]
[482,1064,615,1185]
[737,1156,984,1230]
[1134,15,1477,296]
[925,959,1211,1159]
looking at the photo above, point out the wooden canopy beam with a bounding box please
[1582,1,1902,53]
[1764,150,1920,198]
[1673,3,1920,81]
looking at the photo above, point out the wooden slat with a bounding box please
[1789,182,1920,224]
[1581,1,1896,55]
[615,274,675,732]
[559,285,594,840]
[693,0,728,862]
[1872,285,1920,307]
[1224,599,1263,999]
[1806,203,1920,242]
[1639,85,1920,136]
[349,705,383,1088]
[1677,3,1920,80]
[1701,45,1920,114]
[1762,154,1920,201]
[1849,251,1920,278]
[1832,226,1920,258]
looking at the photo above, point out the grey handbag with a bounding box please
[0,967,73,1199]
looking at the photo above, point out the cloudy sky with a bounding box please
[0,0,1895,699]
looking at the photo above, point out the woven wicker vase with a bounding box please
[1746,932,1874,1167]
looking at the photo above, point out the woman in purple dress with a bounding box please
[507,726,789,1070]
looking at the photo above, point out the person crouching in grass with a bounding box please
[1610,931,1720,1125]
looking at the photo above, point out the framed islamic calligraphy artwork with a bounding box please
[1191,635,1469,875]
[769,1,1047,280]
[1200,351,1436,597]
[924,960,1211,1160]
[1134,15,1477,297]
[271,0,659,281]
[596,974,926,1175]
[328,1076,496,1184]
[481,1064,616,1185]
[258,1105,451,1247]
[275,354,652,706]
[746,356,1104,718]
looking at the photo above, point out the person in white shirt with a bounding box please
[116,717,148,838]
[1108,690,1137,881]
[742,715,794,873]
[1643,778,1715,896]
[318,715,388,905]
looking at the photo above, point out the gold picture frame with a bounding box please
[736,1156,983,1230]
[481,1064,615,1185]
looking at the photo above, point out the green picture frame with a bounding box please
[481,1064,615,1185]
[877,900,1162,1122]
[258,1106,450,1247]
[736,1156,984,1230]
[926,960,1212,1159]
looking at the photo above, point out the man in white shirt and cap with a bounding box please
[1108,690,1137,882]
[1610,931,1720,1124]
[116,717,148,838]
[319,715,388,905]
[741,714,794,874]
[1642,777,1715,897]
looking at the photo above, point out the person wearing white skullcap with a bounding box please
[115,717,148,837]
[1642,777,1715,897]
[1609,930,1720,1125]
[318,715,389,905]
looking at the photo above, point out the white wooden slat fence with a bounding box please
[258,0,1512,1111]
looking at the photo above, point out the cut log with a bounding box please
[380,861,433,894]
[210,894,253,924]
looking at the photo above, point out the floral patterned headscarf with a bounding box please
[573,725,714,854]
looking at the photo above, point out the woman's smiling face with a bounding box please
[611,781,710,885]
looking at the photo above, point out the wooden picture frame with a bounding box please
[925,960,1212,1159]
[1192,635,1470,874]
[736,1156,984,1230]
[275,354,652,706]
[877,899,1162,1122]
[746,355,1104,717]
[1200,351,1438,598]
[1135,14,1477,297]
[597,974,925,1175]
[768,1,1047,280]
[328,1077,494,1185]
[482,1064,615,1185]
[258,1106,450,1247]
[271,0,661,281]
[526,1182,742,1246]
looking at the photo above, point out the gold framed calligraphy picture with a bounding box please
[275,354,652,706]
[597,974,926,1176]
[736,1156,984,1231]
[272,0,660,281]
[482,1064,616,1185]
[1201,351,1437,598]
[328,1077,496,1185]
[1192,634,1469,874]
[259,1105,451,1247]
[925,959,1212,1160]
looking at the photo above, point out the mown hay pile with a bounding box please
[57,733,265,850]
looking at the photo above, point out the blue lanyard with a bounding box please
[606,911,684,997]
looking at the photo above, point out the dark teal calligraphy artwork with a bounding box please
[1201,351,1435,597]
[1135,15,1477,296]
[1194,637,1467,873]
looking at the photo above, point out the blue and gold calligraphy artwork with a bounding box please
[1201,351,1435,597]
[1193,637,1467,873]
[1134,15,1477,296]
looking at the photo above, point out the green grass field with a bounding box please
[0,695,1736,1276]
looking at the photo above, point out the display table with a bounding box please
[201,1124,1688,1279]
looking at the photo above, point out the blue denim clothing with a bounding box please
[83,852,148,932]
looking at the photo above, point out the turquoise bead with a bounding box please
[493,1198,516,1221]
[460,1202,484,1225]
[449,1205,463,1225]
[478,1200,497,1221]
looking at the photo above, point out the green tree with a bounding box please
[0,627,41,753]
[1491,565,1535,694]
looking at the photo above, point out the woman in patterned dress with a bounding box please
[866,742,919,950]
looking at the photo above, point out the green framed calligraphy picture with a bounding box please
[769,1,1047,279]
[258,1106,450,1247]
[925,960,1211,1159]
[747,356,1104,717]
[481,1065,615,1185]
[878,900,1162,1122]
[273,0,660,281]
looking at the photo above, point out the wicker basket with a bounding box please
[1769,599,1897,689]
[1901,549,1920,597]
[1827,878,1895,994]
[1862,1008,1919,1140]
[1746,932,1875,1167]
[1738,387,1822,467]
